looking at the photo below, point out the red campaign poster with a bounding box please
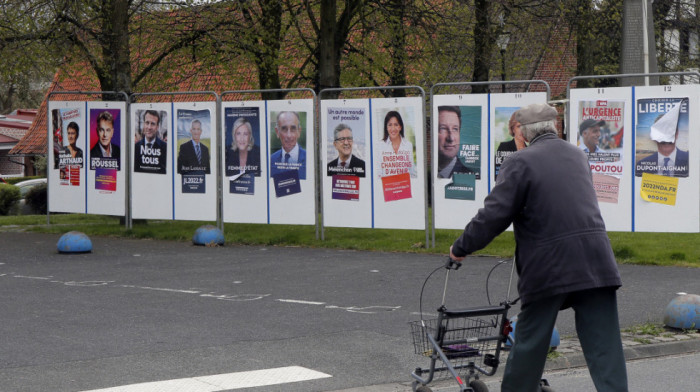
[95,168,117,192]
[381,172,411,202]
[331,175,359,201]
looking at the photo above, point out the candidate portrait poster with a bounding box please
[269,110,308,198]
[89,108,122,192]
[635,97,689,178]
[176,109,212,193]
[133,109,168,175]
[225,107,262,195]
[577,100,625,175]
[52,107,85,186]
[493,106,519,180]
[374,106,418,202]
[326,107,367,202]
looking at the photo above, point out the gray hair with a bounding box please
[333,123,352,139]
[521,120,557,142]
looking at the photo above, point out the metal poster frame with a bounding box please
[428,80,551,247]
[319,86,428,245]
[46,91,130,227]
[567,71,700,232]
[220,88,319,239]
[129,91,219,230]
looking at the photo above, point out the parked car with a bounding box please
[15,178,47,214]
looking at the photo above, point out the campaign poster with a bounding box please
[269,110,308,197]
[225,107,262,195]
[442,106,480,200]
[577,100,625,173]
[493,106,520,179]
[52,107,84,186]
[635,97,689,178]
[436,105,481,180]
[133,109,168,174]
[176,109,211,193]
[375,106,418,201]
[89,108,121,192]
[325,107,367,201]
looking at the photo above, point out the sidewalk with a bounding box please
[333,328,700,392]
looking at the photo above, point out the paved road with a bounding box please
[1,232,698,391]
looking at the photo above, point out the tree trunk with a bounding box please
[100,0,131,100]
[471,0,490,93]
[258,0,284,100]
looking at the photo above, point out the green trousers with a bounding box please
[501,287,628,392]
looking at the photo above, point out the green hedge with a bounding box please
[25,183,47,214]
[0,184,20,215]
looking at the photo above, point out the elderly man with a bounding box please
[327,123,365,177]
[450,103,627,392]
[270,111,307,179]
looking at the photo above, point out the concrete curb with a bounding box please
[546,335,700,371]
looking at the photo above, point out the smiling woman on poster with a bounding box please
[226,117,261,176]
[378,111,416,178]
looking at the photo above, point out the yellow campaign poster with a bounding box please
[640,173,679,206]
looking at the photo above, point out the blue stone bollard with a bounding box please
[663,294,700,330]
[57,231,93,253]
[506,315,560,348]
[192,225,224,246]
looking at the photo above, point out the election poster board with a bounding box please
[432,94,488,230]
[633,85,699,232]
[267,99,316,225]
[221,100,268,224]
[372,97,426,230]
[569,87,633,232]
[130,102,173,220]
[173,101,217,221]
[491,92,548,182]
[86,101,126,216]
[320,98,372,228]
[48,101,87,214]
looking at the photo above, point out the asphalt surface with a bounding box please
[1,231,698,392]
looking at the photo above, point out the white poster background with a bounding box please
[173,101,217,221]
[130,102,173,220]
[320,99,372,228]
[221,100,268,224]
[86,101,126,216]
[47,101,87,214]
[569,87,633,232]
[372,96,426,230]
[267,99,316,225]
[633,85,699,233]
[432,94,489,230]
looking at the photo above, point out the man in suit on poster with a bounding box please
[636,107,689,178]
[177,119,211,174]
[270,111,307,179]
[90,110,121,170]
[135,110,167,174]
[327,123,365,177]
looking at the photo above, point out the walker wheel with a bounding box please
[416,386,433,392]
[469,379,489,392]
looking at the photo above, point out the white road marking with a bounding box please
[79,366,332,392]
[276,299,326,305]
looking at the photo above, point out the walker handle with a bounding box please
[444,257,462,270]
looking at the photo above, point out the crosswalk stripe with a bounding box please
[80,366,333,392]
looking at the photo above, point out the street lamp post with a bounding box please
[497,33,510,93]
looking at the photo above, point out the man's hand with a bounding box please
[449,245,465,262]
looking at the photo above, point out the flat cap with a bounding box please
[514,103,558,125]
